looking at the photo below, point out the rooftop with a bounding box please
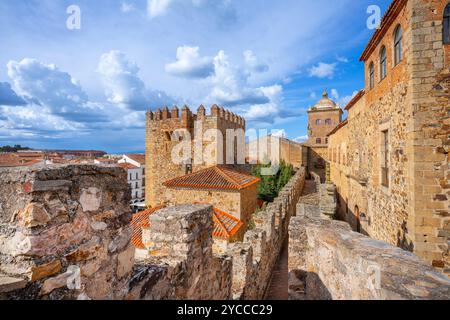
[163,165,260,191]
[131,205,244,248]
[126,154,145,165]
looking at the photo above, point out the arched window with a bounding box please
[380,46,387,80]
[394,25,403,65]
[444,4,450,44]
[315,119,322,125]
[316,138,321,144]
[369,62,375,89]
[325,119,332,125]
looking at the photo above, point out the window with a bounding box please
[380,46,387,80]
[325,138,328,144]
[325,119,332,125]
[135,182,138,189]
[129,173,132,180]
[445,4,450,44]
[381,130,389,187]
[316,138,321,144]
[135,172,138,180]
[369,62,375,90]
[315,119,322,125]
[394,25,403,65]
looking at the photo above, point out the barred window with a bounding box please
[444,4,450,44]
[381,130,389,187]
[380,46,387,80]
[369,62,375,89]
[394,25,403,65]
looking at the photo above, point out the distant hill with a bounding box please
[0,145,31,153]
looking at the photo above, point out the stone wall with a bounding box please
[0,165,233,300]
[0,164,306,300]
[226,168,306,299]
[327,0,449,274]
[0,165,133,300]
[145,105,246,207]
[288,214,450,300]
[128,205,232,300]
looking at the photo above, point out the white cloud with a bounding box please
[331,89,339,100]
[336,56,349,63]
[338,90,359,107]
[147,0,172,17]
[293,135,308,143]
[98,50,174,110]
[243,50,269,73]
[309,92,317,100]
[0,82,26,106]
[271,129,287,138]
[121,2,135,13]
[209,50,269,106]
[165,46,214,78]
[309,62,337,79]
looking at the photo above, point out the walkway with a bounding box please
[264,179,317,300]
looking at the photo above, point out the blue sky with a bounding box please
[0,0,390,153]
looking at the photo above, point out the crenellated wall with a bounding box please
[145,105,246,207]
[0,164,304,300]
[226,168,306,299]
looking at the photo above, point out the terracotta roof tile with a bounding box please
[126,154,145,165]
[131,206,165,249]
[163,165,260,190]
[131,205,244,249]
[118,163,139,170]
[212,207,244,239]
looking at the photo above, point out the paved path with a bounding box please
[264,179,316,300]
[264,238,289,300]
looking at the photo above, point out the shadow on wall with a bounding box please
[397,221,414,253]
[288,270,332,300]
[306,147,326,183]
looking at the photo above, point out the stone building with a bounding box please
[327,0,450,274]
[305,91,343,181]
[246,135,305,169]
[145,105,246,208]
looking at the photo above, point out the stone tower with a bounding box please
[145,105,246,207]
[307,91,343,146]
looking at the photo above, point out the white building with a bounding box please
[118,154,145,203]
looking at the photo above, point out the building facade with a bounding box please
[119,154,146,202]
[305,91,342,181]
[328,0,450,274]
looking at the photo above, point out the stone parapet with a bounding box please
[288,215,450,300]
[226,168,306,299]
[0,165,132,300]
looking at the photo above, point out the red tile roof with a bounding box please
[131,206,165,249]
[118,163,139,170]
[131,205,244,249]
[126,154,145,165]
[163,165,260,190]
[212,207,244,240]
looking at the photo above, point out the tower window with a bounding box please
[316,138,321,144]
[315,119,322,125]
[445,4,450,44]
[381,130,389,188]
[369,62,375,90]
[380,46,387,80]
[325,119,332,125]
[394,25,403,65]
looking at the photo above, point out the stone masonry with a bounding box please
[327,0,450,274]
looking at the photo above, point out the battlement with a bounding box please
[146,105,246,128]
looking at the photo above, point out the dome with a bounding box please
[315,91,337,109]
[309,91,339,111]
